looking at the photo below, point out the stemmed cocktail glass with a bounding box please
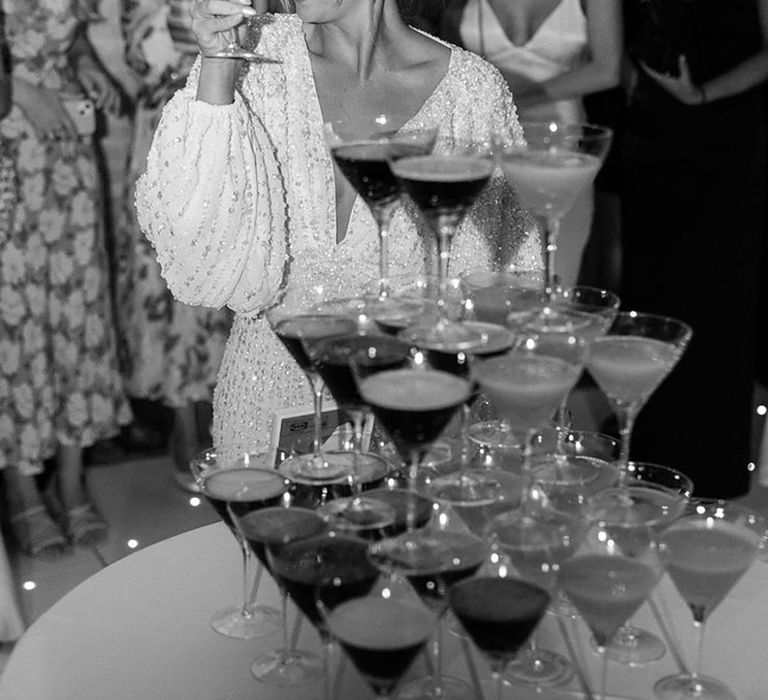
[471,327,587,479]
[586,312,693,473]
[654,500,766,700]
[369,528,487,700]
[233,506,328,684]
[389,139,495,349]
[269,532,380,700]
[325,116,437,297]
[558,514,666,700]
[589,463,693,665]
[485,506,585,689]
[498,121,613,299]
[323,579,438,699]
[266,305,359,483]
[447,540,551,700]
[302,331,410,530]
[191,450,286,639]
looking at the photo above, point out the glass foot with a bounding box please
[251,648,324,685]
[278,452,352,484]
[468,421,527,451]
[318,496,397,537]
[211,604,283,640]
[398,674,474,700]
[600,624,666,665]
[403,319,487,352]
[502,647,574,688]
[654,673,737,700]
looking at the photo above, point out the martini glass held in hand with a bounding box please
[203,3,275,61]
[654,500,766,700]
[389,141,495,349]
[499,122,612,298]
[193,453,287,639]
[586,312,692,472]
[325,116,437,296]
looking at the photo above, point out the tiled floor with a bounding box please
[0,450,219,673]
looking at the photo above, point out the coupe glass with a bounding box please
[266,304,359,483]
[558,515,666,700]
[586,311,693,472]
[233,506,327,684]
[654,500,766,700]
[589,463,693,665]
[325,116,437,296]
[191,450,286,639]
[389,139,495,349]
[447,540,551,700]
[323,578,438,699]
[498,121,613,299]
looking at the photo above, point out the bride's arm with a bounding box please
[135,53,288,316]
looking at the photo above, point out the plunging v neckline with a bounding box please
[299,31,455,246]
[485,0,568,49]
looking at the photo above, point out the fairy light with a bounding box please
[22,581,36,591]
[127,539,139,549]
[189,496,201,507]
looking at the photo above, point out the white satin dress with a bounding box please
[136,14,541,466]
[460,0,593,287]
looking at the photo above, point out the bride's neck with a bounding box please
[304,1,409,81]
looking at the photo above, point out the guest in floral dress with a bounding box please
[0,0,131,557]
[117,0,232,491]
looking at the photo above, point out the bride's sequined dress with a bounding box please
[137,14,540,465]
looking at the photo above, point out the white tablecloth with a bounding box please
[1,522,767,700]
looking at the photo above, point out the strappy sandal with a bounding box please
[10,505,70,559]
[65,502,108,546]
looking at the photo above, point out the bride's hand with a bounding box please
[640,54,703,105]
[190,0,259,55]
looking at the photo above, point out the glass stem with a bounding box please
[598,647,608,700]
[240,542,254,618]
[616,406,637,480]
[279,590,290,661]
[406,450,420,531]
[519,429,535,510]
[323,641,333,700]
[555,400,568,461]
[690,620,707,694]
[432,618,445,695]
[309,374,325,457]
[436,222,456,320]
[541,214,561,301]
[459,403,471,473]
[348,410,365,497]
[373,206,394,293]
[495,671,504,700]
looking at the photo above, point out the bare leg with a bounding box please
[57,445,107,546]
[171,404,198,474]
[4,470,68,557]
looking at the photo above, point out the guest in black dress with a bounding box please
[621,0,768,497]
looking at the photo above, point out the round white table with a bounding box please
[1,522,767,700]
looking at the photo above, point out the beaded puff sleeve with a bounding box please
[135,61,289,317]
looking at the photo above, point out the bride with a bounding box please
[136,0,541,465]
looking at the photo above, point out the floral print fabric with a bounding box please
[0,0,131,475]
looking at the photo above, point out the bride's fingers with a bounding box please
[192,0,257,20]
